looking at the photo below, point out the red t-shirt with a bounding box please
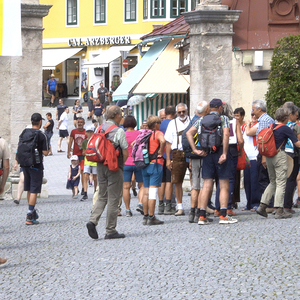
[125,130,140,166]
[149,130,164,165]
[70,128,87,156]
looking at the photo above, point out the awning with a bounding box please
[42,47,83,70]
[112,39,170,101]
[84,45,136,68]
[133,39,190,94]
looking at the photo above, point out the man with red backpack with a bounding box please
[86,105,128,240]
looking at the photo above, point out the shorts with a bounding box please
[202,147,231,180]
[162,159,171,183]
[59,129,69,138]
[23,166,43,194]
[142,163,163,188]
[123,165,143,183]
[84,164,97,175]
[88,101,94,112]
[190,158,203,190]
[171,149,188,184]
[49,90,55,96]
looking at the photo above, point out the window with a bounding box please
[66,58,80,97]
[143,0,148,19]
[95,0,106,23]
[191,0,198,10]
[151,0,165,18]
[125,0,136,21]
[67,0,77,25]
[170,0,187,18]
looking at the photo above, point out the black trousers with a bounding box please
[284,156,298,209]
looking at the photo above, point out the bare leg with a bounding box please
[158,182,165,200]
[16,171,24,200]
[138,183,144,204]
[143,187,149,215]
[58,137,63,151]
[191,189,199,208]
[123,182,131,210]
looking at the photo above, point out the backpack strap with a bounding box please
[104,124,118,135]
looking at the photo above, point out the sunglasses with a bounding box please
[177,110,186,114]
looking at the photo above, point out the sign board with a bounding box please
[122,59,129,68]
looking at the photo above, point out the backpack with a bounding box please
[83,92,89,102]
[17,129,40,167]
[199,114,223,153]
[257,123,285,157]
[132,129,159,169]
[182,118,202,159]
[85,124,120,171]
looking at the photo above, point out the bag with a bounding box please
[199,114,223,153]
[85,124,120,171]
[17,129,40,167]
[182,118,202,159]
[257,124,285,157]
[83,92,89,102]
[132,129,159,169]
[76,112,82,118]
[236,145,247,170]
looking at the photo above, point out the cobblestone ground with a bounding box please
[1,192,300,300]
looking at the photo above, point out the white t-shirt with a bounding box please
[243,124,258,160]
[164,117,190,150]
[59,112,68,130]
[229,118,237,145]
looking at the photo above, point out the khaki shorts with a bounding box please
[171,149,188,184]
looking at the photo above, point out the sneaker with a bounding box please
[227,209,237,216]
[293,199,300,208]
[174,209,185,216]
[214,210,221,217]
[126,209,132,217]
[81,188,85,195]
[13,199,20,205]
[198,216,209,225]
[164,203,176,215]
[142,216,148,225]
[104,232,125,239]
[256,203,268,218]
[80,195,88,201]
[86,222,98,239]
[32,209,39,220]
[136,204,144,215]
[275,207,292,219]
[26,213,39,225]
[132,188,137,197]
[284,208,295,214]
[188,209,195,223]
[148,216,164,225]
[219,215,238,224]
[158,204,164,215]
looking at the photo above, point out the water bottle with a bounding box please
[142,148,150,164]
[35,149,40,164]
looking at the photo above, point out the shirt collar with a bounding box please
[258,112,267,122]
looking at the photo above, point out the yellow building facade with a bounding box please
[40,0,198,102]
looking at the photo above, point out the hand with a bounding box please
[67,153,71,159]
[262,156,267,169]
[166,160,173,171]
[72,176,76,180]
[218,154,227,164]
[194,149,207,157]
[56,126,59,129]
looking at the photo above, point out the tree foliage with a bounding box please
[266,35,300,116]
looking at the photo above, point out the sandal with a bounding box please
[250,206,258,212]
[241,207,249,211]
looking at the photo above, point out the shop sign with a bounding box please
[69,36,131,47]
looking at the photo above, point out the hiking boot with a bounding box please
[188,209,195,223]
[13,199,20,205]
[142,216,148,225]
[214,210,221,217]
[219,215,238,224]
[275,207,292,219]
[136,204,144,215]
[266,207,275,214]
[158,204,164,215]
[104,232,125,239]
[256,203,268,218]
[198,216,209,225]
[80,195,88,201]
[126,209,132,217]
[26,214,39,225]
[148,216,164,225]
[164,203,175,215]
[284,208,295,214]
[227,209,237,216]
[86,222,98,239]
[194,211,200,223]
[175,209,185,216]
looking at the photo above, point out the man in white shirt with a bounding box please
[57,106,69,152]
[165,103,190,216]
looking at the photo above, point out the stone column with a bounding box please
[0,1,51,199]
[183,0,241,114]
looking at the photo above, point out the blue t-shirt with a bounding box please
[47,79,57,91]
[94,103,104,116]
[160,119,172,159]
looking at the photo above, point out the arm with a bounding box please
[166,141,172,170]
[0,159,9,194]
[68,136,74,159]
[68,166,71,179]
[73,167,81,180]
[157,133,166,158]
[43,121,50,130]
[236,121,244,155]
[245,121,258,136]
[42,150,49,156]
[46,83,49,93]
[72,107,76,114]
[57,119,62,129]
[14,159,18,171]
[219,127,230,164]
[122,148,129,166]
[186,126,206,157]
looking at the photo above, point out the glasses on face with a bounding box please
[177,110,186,114]
[251,114,255,117]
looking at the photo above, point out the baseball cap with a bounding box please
[210,98,223,108]
[86,125,95,132]
[71,155,79,161]
[31,113,44,122]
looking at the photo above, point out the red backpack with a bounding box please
[257,124,285,157]
[85,124,120,171]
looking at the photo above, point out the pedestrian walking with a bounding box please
[43,112,54,155]
[66,155,81,199]
[57,106,69,152]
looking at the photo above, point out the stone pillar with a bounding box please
[0,1,51,199]
[183,0,241,114]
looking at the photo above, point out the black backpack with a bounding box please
[182,117,202,159]
[199,114,223,153]
[17,129,40,167]
[83,92,89,102]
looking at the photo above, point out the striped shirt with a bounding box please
[257,113,274,136]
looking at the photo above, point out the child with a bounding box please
[67,155,81,199]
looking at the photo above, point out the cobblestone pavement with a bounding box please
[1,107,300,299]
